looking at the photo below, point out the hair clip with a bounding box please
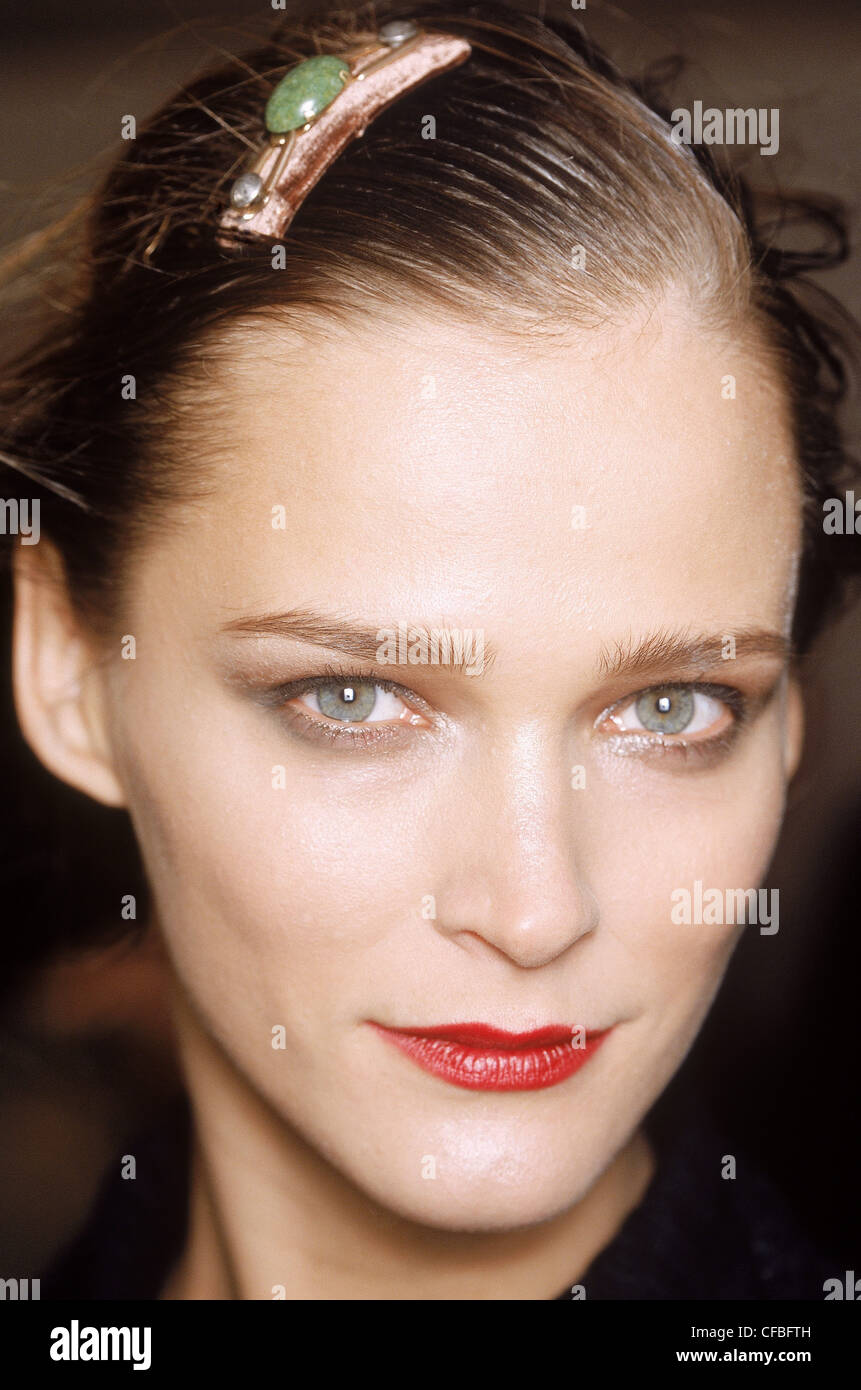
[217,20,472,244]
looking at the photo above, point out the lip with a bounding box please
[369,1021,613,1091]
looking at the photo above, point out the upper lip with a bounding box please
[374,1022,606,1049]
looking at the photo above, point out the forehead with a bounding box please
[148,301,802,646]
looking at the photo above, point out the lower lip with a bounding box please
[370,1023,613,1092]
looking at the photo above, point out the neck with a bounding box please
[161,980,655,1302]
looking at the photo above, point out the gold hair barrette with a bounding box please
[218,20,472,244]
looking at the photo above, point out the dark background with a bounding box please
[0,0,859,1280]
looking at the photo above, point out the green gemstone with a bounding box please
[265,56,350,134]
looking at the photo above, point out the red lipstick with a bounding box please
[370,1021,612,1091]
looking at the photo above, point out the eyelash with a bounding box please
[595,681,749,767]
[268,664,428,750]
[267,668,750,764]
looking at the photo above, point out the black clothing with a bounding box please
[40,1092,833,1300]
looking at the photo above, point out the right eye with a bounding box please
[293,679,416,724]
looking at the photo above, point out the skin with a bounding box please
[14,289,804,1299]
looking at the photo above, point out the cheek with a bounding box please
[120,673,787,971]
[114,691,440,1009]
[109,669,792,1225]
[116,660,788,1058]
[585,718,787,1039]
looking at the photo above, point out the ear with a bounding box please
[783,672,804,782]
[12,540,126,807]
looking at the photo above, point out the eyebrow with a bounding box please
[219,608,498,677]
[595,627,793,681]
[219,610,791,682]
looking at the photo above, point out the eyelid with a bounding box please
[265,665,434,745]
[590,680,756,773]
[595,680,747,741]
[258,670,767,760]
[262,663,430,715]
[598,680,745,721]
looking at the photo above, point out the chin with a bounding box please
[365,1170,603,1234]
[333,1131,613,1234]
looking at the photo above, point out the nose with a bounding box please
[430,723,598,969]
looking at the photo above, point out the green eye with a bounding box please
[634,687,695,734]
[315,681,378,721]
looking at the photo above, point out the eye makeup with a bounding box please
[229,654,784,768]
[593,678,783,771]
[253,661,432,750]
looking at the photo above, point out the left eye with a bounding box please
[607,686,731,738]
[294,680,412,724]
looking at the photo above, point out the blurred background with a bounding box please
[0,0,859,1280]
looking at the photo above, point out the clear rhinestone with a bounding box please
[230,173,264,209]
[379,19,419,46]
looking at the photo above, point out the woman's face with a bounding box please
[95,294,803,1230]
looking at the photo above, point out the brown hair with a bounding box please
[0,0,858,984]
